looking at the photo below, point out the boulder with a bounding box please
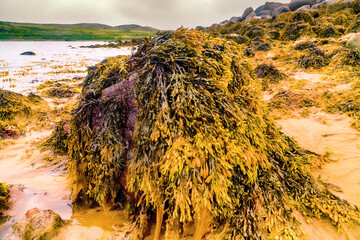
[255,5,265,15]
[12,208,65,240]
[219,20,229,26]
[245,12,257,21]
[296,4,312,11]
[264,1,284,10]
[195,26,205,31]
[242,7,254,19]
[289,0,317,11]
[230,16,244,22]
[272,6,291,16]
[211,23,219,28]
[339,33,356,43]
[346,32,360,50]
[20,51,35,56]
[258,10,272,16]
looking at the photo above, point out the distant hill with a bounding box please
[0,21,158,41]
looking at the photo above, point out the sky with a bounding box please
[0,0,288,30]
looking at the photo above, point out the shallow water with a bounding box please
[0,41,131,94]
[0,41,131,239]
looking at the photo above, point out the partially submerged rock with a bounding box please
[12,208,65,240]
[20,51,36,56]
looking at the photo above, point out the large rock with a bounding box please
[346,32,360,50]
[219,20,229,26]
[289,0,317,11]
[12,208,65,240]
[258,10,272,16]
[255,5,266,15]
[242,7,254,18]
[272,6,291,16]
[245,12,257,21]
[230,16,244,22]
[264,1,284,10]
[296,4,312,11]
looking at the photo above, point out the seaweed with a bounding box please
[255,63,287,90]
[298,47,329,69]
[67,28,360,239]
[0,182,10,224]
[41,121,70,154]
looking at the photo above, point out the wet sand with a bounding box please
[279,113,360,239]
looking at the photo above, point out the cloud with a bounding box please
[0,0,288,29]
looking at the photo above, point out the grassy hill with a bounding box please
[0,21,158,41]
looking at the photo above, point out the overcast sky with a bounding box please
[0,0,288,30]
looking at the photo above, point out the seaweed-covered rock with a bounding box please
[67,28,360,239]
[294,37,317,50]
[298,47,329,68]
[0,90,46,138]
[256,63,287,89]
[13,208,65,240]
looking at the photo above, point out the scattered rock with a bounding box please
[272,6,291,16]
[12,208,65,240]
[242,7,254,18]
[289,0,317,11]
[346,32,360,50]
[20,51,36,56]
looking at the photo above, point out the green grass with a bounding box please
[0,21,158,41]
